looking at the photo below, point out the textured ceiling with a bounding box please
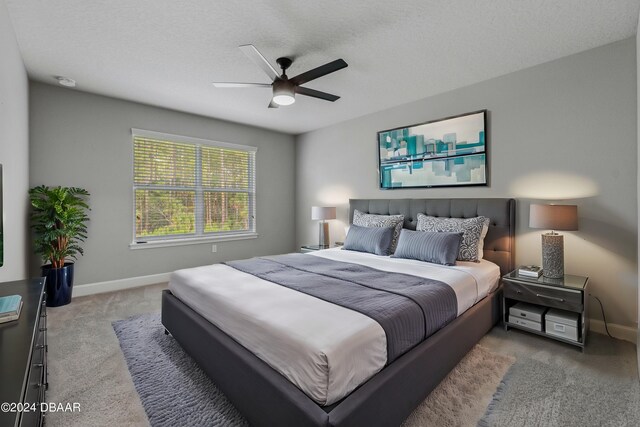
[5,0,640,134]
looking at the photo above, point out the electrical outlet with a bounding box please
[211,244,217,253]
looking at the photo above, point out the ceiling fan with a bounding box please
[212,44,348,108]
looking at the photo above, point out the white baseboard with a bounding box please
[72,272,171,297]
[590,318,638,344]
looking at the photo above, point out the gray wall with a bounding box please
[29,82,296,286]
[636,12,640,367]
[296,38,638,331]
[0,0,29,282]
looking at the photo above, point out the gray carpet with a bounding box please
[47,284,638,427]
[480,348,640,427]
[114,312,514,427]
[113,313,249,427]
[46,284,165,427]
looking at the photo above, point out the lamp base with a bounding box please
[318,221,330,248]
[541,233,564,279]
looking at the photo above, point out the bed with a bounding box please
[161,198,515,426]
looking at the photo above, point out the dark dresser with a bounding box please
[0,278,48,427]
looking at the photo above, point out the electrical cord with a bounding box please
[589,294,613,338]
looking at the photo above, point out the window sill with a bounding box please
[129,232,258,250]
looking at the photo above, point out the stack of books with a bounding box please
[518,265,542,278]
[0,295,23,324]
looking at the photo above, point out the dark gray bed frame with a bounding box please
[162,198,515,427]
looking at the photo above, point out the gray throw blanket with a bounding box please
[225,253,457,362]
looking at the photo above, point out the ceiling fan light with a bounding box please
[272,79,296,106]
[273,93,295,106]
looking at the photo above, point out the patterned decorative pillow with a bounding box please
[352,210,405,253]
[416,214,489,262]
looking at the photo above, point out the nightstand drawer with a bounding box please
[503,280,583,312]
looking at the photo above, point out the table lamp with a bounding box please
[529,204,578,279]
[311,206,336,248]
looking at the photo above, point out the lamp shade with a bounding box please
[529,204,578,231]
[311,206,336,221]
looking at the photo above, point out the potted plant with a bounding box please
[29,186,90,307]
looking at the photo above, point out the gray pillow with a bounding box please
[343,224,395,256]
[352,209,404,253]
[392,229,463,266]
[416,214,489,262]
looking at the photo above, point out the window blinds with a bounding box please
[133,132,256,241]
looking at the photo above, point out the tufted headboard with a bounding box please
[349,198,516,276]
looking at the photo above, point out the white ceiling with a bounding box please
[5,0,640,135]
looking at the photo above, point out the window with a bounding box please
[132,129,256,246]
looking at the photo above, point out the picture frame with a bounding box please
[377,110,488,189]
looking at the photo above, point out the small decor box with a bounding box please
[508,302,547,332]
[517,265,542,278]
[545,308,579,341]
[0,294,23,324]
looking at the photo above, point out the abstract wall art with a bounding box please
[378,110,487,189]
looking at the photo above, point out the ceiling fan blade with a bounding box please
[211,82,271,87]
[290,59,348,86]
[239,44,279,81]
[295,86,340,102]
[212,82,272,88]
[268,100,279,108]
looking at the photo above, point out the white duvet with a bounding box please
[168,248,499,405]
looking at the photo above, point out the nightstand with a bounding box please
[300,244,332,253]
[502,271,589,350]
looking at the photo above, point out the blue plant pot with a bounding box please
[41,263,75,307]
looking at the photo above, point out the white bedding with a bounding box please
[169,248,500,405]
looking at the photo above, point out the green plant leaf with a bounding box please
[29,185,91,265]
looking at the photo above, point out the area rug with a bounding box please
[479,358,640,427]
[113,313,515,427]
